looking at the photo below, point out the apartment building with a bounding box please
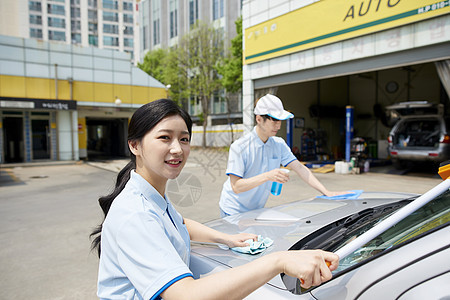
[0,0,138,59]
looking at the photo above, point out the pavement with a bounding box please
[0,147,444,299]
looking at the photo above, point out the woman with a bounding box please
[90,99,339,300]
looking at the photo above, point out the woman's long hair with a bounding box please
[90,99,192,257]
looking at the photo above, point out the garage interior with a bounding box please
[255,52,449,171]
[86,118,128,160]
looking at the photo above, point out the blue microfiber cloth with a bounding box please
[316,189,364,200]
[231,235,274,255]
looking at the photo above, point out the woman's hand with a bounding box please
[221,233,258,248]
[279,249,339,289]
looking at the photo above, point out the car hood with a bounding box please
[190,191,417,289]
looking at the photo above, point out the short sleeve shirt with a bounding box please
[219,127,296,215]
[97,171,193,300]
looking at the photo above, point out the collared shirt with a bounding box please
[98,171,193,300]
[219,127,296,215]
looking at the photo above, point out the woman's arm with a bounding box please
[161,249,339,300]
[185,218,257,248]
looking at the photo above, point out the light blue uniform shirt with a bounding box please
[219,127,297,215]
[98,171,193,300]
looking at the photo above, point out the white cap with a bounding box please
[254,94,294,120]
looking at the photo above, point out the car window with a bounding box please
[334,191,450,272]
[394,119,440,147]
[283,192,450,295]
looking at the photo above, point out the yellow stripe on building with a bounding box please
[244,0,450,64]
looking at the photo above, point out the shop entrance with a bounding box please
[3,116,24,163]
[86,118,128,159]
[31,119,50,160]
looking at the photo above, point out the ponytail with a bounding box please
[90,160,135,257]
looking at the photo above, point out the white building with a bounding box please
[0,0,139,61]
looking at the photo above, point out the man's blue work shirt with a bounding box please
[219,127,296,215]
[97,171,192,300]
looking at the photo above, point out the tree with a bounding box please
[138,47,187,106]
[137,48,168,84]
[217,16,242,93]
[217,16,243,143]
[177,21,224,148]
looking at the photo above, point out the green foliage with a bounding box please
[217,16,242,93]
[137,48,168,84]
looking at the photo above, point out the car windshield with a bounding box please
[284,190,450,295]
[333,190,450,272]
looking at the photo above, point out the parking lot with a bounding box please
[0,147,443,299]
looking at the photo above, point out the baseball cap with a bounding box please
[254,94,294,120]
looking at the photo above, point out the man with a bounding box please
[219,94,348,217]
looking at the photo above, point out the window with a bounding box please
[103,36,118,46]
[30,15,42,25]
[30,28,43,38]
[70,0,80,5]
[142,25,149,49]
[152,0,160,45]
[213,0,224,20]
[124,38,133,48]
[47,4,65,15]
[123,1,133,11]
[48,17,65,28]
[29,1,42,12]
[88,9,97,20]
[71,33,81,44]
[88,0,97,7]
[189,96,202,116]
[70,7,81,18]
[102,0,118,10]
[103,11,118,22]
[189,0,198,26]
[89,22,98,32]
[103,24,118,34]
[71,20,81,31]
[287,190,450,281]
[123,13,133,23]
[169,0,178,38]
[212,90,227,114]
[124,26,133,35]
[89,34,98,46]
[48,30,66,41]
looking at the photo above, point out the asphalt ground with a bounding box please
[0,147,443,299]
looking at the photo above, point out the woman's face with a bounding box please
[129,115,190,191]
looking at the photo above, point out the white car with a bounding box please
[387,101,450,169]
[190,185,450,299]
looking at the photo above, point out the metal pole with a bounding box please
[286,117,293,149]
[54,64,58,99]
[345,106,353,162]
